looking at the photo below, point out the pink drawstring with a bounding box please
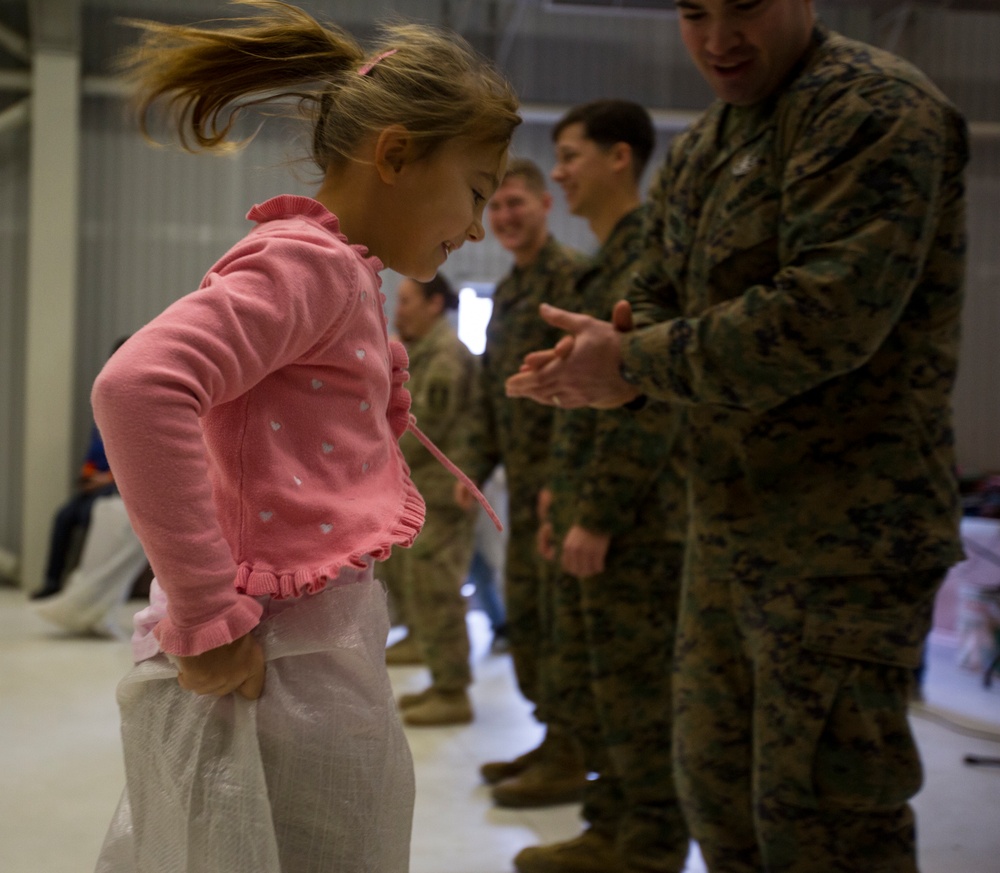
[406,416,503,532]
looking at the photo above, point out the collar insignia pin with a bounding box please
[732,153,759,177]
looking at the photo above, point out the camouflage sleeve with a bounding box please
[627,151,685,330]
[528,258,588,487]
[455,354,501,487]
[570,259,682,535]
[621,80,965,411]
[410,348,473,449]
[573,400,681,536]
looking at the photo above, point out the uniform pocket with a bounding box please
[802,607,925,669]
[763,606,923,812]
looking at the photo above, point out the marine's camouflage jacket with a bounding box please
[621,25,968,578]
[548,206,685,544]
[400,317,478,508]
[457,236,585,516]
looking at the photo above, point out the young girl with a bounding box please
[90,3,518,871]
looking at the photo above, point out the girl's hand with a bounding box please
[175,633,265,700]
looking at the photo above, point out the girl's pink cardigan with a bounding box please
[92,196,425,656]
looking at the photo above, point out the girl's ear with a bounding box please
[374,125,413,183]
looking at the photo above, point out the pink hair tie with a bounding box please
[358,48,398,76]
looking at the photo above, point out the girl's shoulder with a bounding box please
[245,195,375,261]
[208,195,381,299]
[248,195,342,239]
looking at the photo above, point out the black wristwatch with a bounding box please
[619,359,647,410]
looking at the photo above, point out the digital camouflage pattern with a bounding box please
[543,207,688,871]
[400,317,479,508]
[548,206,685,544]
[617,25,968,872]
[456,236,586,707]
[622,25,968,581]
[396,317,478,689]
[674,563,943,872]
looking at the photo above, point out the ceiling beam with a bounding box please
[0,20,30,63]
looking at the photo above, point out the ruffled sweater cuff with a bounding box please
[153,594,264,657]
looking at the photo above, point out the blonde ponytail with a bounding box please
[121,1,520,167]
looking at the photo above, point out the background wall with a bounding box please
[1,0,998,582]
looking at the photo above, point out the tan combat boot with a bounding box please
[480,739,548,785]
[397,686,435,709]
[385,634,422,666]
[401,689,473,726]
[514,829,625,873]
[491,729,587,808]
[480,724,566,784]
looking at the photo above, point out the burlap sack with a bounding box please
[95,577,413,873]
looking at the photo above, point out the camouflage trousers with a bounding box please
[542,534,689,872]
[395,503,476,691]
[674,562,944,873]
[504,505,550,714]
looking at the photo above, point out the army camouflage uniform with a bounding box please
[456,236,585,712]
[543,206,689,872]
[397,317,479,691]
[620,26,968,873]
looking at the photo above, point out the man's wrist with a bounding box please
[618,355,646,409]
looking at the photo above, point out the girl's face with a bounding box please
[386,139,507,281]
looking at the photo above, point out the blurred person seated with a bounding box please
[31,422,118,600]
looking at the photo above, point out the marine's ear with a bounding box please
[607,141,634,176]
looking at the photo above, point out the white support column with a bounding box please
[20,4,81,591]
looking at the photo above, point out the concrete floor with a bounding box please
[1,586,998,872]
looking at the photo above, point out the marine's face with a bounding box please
[487,176,552,261]
[551,122,618,221]
[394,278,442,343]
[676,0,816,106]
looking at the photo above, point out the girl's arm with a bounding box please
[93,227,358,659]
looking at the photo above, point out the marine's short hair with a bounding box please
[416,274,459,311]
[500,157,548,195]
[553,99,655,180]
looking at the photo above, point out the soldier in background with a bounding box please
[454,159,589,805]
[391,274,480,726]
[512,100,689,873]
[507,1,968,870]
